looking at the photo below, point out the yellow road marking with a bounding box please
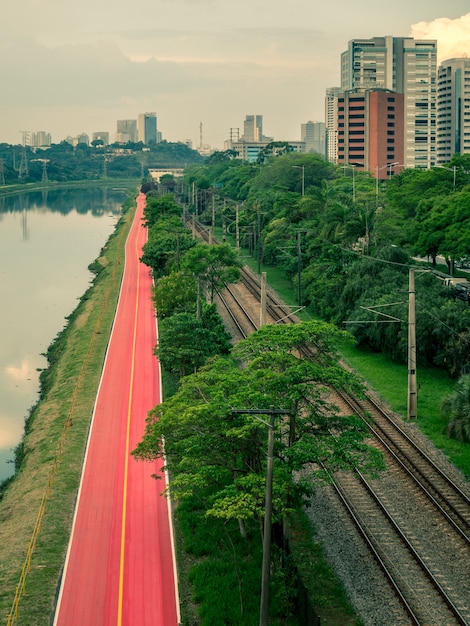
[117,219,141,625]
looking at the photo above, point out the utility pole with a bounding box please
[260,411,274,626]
[235,204,240,249]
[212,192,215,233]
[260,272,267,327]
[297,231,302,306]
[231,408,288,626]
[408,268,417,420]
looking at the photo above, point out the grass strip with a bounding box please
[338,341,470,477]
[0,192,136,625]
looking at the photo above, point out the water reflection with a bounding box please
[0,186,128,482]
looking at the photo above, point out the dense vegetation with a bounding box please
[136,193,377,624]
[0,140,203,185]
[135,154,470,621]
[181,152,470,384]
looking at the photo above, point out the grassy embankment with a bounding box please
[0,190,137,625]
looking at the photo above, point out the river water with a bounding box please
[0,186,130,482]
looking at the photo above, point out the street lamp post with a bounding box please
[388,161,399,179]
[292,165,305,196]
[375,162,401,206]
[436,164,457,190]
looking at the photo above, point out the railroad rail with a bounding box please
[188,213,470,624]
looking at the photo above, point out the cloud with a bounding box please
[118,26,332,66]
[410,12,470,62]
[0,33,337,144]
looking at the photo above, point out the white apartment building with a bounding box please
[340,36,437,169]
[437,57,470,164]
[241,115,265,142]
[325,87,341,163]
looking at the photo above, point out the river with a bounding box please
[0,186,131,482]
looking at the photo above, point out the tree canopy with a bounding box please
[134,322,383,530]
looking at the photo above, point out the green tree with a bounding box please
[156,307,228,377]
[134,322,383,532]
[441,374,470,442]
[181,242,242,303]
[152,271,197,318]
[143,193,182,227]
[141,215,194,277]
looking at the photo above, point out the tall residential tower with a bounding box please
[301,121,326,156]
[325,87,341,163]
[437,57,470,164]
[138,113,157,145]
[241,115,265,141]
[340,36,437,169]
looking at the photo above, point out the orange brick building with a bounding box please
[337,89,404,179]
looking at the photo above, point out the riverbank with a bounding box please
[0,191,137,625]
[0,178,140,198]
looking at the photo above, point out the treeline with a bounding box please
[180,151,470,380]
[0,140,203,184]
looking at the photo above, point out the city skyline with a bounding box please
[0,1,469,149]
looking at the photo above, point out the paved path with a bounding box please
[53,193,179,626]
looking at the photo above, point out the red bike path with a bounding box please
[53,193,179,626]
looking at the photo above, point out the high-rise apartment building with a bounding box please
[301,121,326,156]
[336,89,404,178]
[116,120,138,144]
[436,57,470,164]
[138,113,157,145]
[341,36,437,169]
[325,87,341,163]
[30,131,52,147]
[241,115,264,142]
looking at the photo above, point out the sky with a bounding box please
[1,1,469,149]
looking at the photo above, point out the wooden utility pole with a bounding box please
[408,268,417,420]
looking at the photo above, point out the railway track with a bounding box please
[216,281,259,341]
[190,215,470,625]
[332,467,468,625]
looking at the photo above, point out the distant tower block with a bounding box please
[0,158,5,185]
[230,128,240,143]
